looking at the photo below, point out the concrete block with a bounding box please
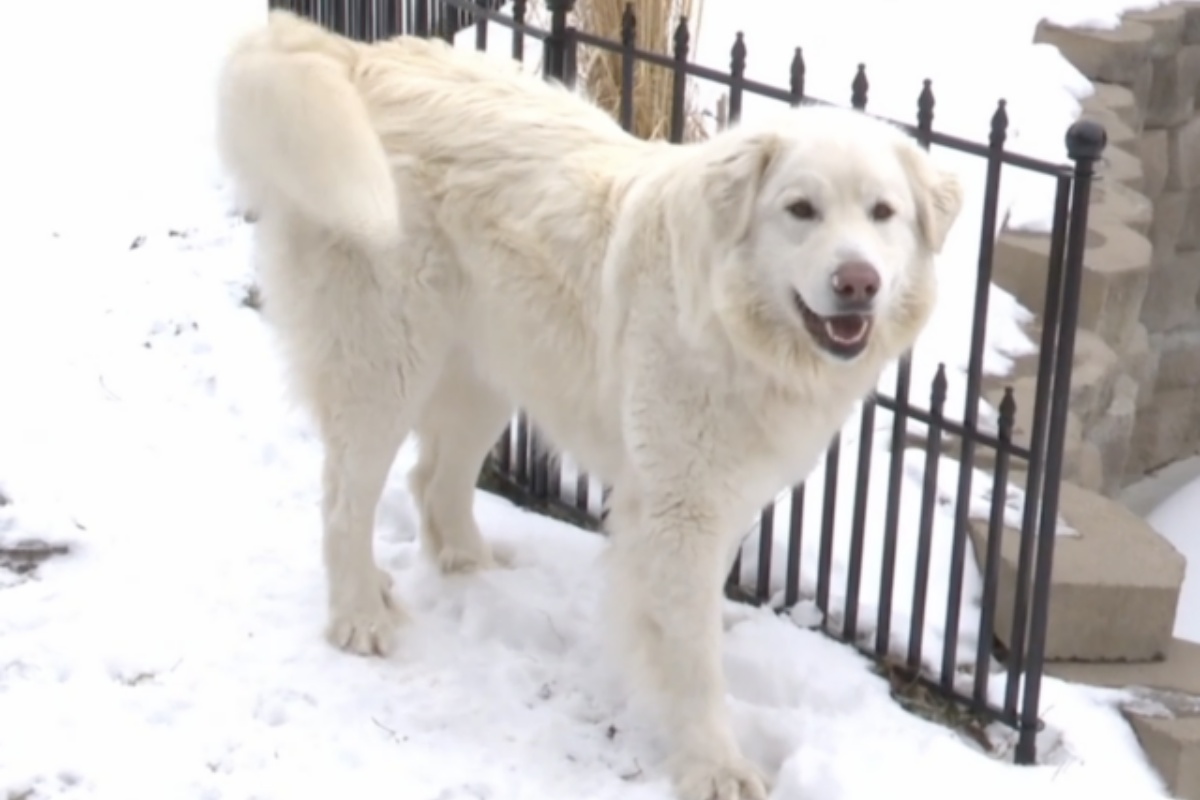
[1078,220,1153,349]
[1034,20,1154,87]
[1131,386,1200,472]
[1064,330,1121,427]
[1086,81,1142,132]
[971,481,1185,662]
[1050,637,1200,695]
[1075,441,1107,493]
[1167,115,1200,191]
[978,376,1086,477]
[1098,81,1142,135]
[1143,251,1200,334]
[1126,5,1188,57]
[1128,715,1200,800]
[1136,128,1171,199]
[1147,53,1198,128]
[1154,324,1200,391]
[986,333,1141,496]
[1149,189,1190,258]
[1050,639,1200,800]
[1082,101,1139,156]
[1098,142,1146,193]
[1127,6,1192,127]
[1183,1,1200,45]
[993,231,1052,319]
[1085,374,1138,496]
[1182,188,1200,250]
[994,220,1152,350]
[1180,44,1200,109]
[1120,323,1159,411]
[1092,178,1154,238]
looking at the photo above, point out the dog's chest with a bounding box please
[741,392,862,501]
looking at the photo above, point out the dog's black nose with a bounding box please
[831,261,880,304]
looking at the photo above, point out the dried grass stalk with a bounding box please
[574,0,708,142]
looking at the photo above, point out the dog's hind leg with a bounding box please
[266,225,452,658]
[408,351,512,573]
[316,378,414,657]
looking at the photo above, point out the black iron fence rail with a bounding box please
[266,0,1106,766]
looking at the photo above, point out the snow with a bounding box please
[0,0,1175,798]
[1146,478,1200,644]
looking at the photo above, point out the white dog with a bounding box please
[217,11,962,799]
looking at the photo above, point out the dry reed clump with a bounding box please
[573,0,709,142]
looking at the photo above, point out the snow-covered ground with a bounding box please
[0,0,1178,798]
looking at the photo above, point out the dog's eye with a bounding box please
[787,199,818,220]
[870,201,895,222]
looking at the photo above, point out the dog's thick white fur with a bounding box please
[217,12,963,800]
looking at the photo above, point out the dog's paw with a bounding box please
[326,569,406,656]
[674,754,768,800]
[435,540,514,574]
[435,545,494,574]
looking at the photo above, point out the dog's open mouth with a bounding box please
[793,291,873,359]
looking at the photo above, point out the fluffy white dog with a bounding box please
[217,11,962,799]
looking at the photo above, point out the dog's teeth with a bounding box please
[824,318,867,345]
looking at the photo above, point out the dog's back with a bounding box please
[216,11,646,252]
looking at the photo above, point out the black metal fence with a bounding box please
[266,0,1107,766]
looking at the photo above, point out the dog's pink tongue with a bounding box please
[827,315,868,343]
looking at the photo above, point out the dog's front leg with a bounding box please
[605,487,767,800]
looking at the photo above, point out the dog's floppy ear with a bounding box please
[896,138,964,253]
[701,129,779,242]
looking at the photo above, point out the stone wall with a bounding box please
[989,2,1200,495]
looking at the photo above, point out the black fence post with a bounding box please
[515,411,530,484]
[511,0,527,61]
[474,0,489,52]
[544,0,575,82]
[668,18,691,143]
[755,502,775,604]
[618,3,636,131]
[973,387,1017,709]
[1003,173,1073,720]
[815,436,841,616]
[843,398,876,640]
[940,100,1008,692]
[381,0,399,36]
[907,364,948,670]
[875,78,935,658]
[413,0,429,37]
[789,48,805,105]
[728,33,746,127]
[783,485,805,607]
[1014,119,1107,765]
[851,64,868,110]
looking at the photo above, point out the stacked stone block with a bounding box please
[990,3,1200,494]
[980,9,1199,796]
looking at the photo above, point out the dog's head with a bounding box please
[690,105,963,384]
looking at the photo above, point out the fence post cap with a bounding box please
[1065,119,1107,161]
[545,0,577,10]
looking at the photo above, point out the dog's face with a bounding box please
[700,106,963,379]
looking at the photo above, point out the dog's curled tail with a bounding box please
[217,11,399,245]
